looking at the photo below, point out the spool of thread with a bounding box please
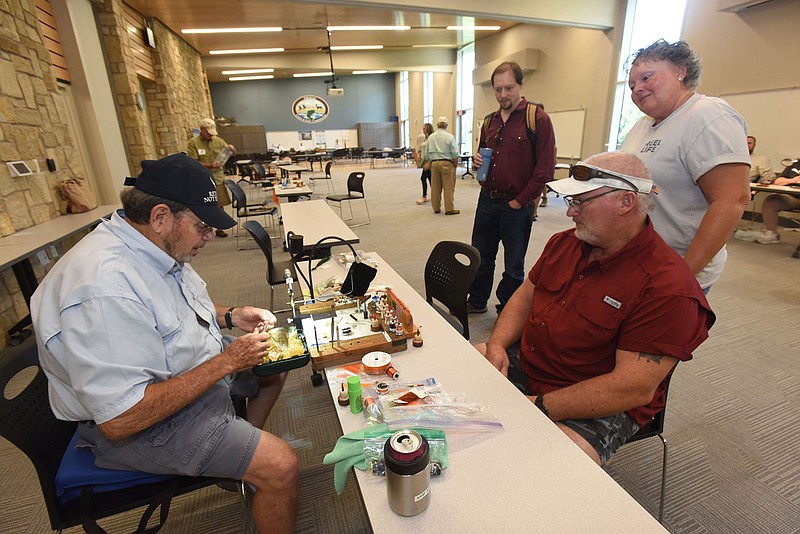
[376,382,390,394]
[348,375,363,414]
[362,351,391,375]
[338,383,350,406]
[386,365,400,379]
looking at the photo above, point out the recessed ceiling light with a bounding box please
[353,70,387,75]
[293,72,334,78]
[221,69,275,75]
[446,26,501,31]
[330,45,384,51]
[182,27,282,34]
[327,25,410,31]
[209,48,285,55]
[229,75,275,81]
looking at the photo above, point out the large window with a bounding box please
[399,71,409,148]
[423,71,433,126]
[608,0,687,150]
[456,43,475,155]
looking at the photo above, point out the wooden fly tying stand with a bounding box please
[297,289,417,373]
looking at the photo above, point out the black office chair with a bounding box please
[310,161,334,195]
[224,179,278,249]
[0,337,250,534]
[424,241,481,339]
[325,171,371,227]
[619,374,672,523]
[243,220,297,312]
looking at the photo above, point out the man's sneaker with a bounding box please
[416,196,428,205]
[792,249,800,259]
[466,302,487,314]
[756,231,780,244]
[733,229,763,242]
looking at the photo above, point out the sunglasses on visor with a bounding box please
[569,164,643,192]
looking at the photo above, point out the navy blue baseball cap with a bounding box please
[124,153,236,229]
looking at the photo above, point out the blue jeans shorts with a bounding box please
[78,382,260,480]
[506,343,639,464]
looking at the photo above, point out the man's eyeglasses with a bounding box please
[180,212,214,236]
[564,189,620,209]
[569,162,654,194]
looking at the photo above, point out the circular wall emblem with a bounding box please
[292,95,330,124]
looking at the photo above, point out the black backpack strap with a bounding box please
[481,111,496,143]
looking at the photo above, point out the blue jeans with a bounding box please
[469,190,536,309]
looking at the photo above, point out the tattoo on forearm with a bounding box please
[638,352,663,364]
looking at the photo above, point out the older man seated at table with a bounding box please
[476,151,716,465]
[752,159,800,255]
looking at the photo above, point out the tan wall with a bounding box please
[0,0,92,346]
[472,22,622,159]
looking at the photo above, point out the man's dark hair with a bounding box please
[629,39,702,90]
[747,135,756,142]
[491,61,524,86]
[120,187,189,224]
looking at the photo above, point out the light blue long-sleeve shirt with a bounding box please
[31,210,225,424]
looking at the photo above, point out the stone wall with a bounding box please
[146,19,213,157]
[93,0,212,174]
[0,0,90,347]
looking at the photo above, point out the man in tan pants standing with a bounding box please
[422,116,460,215]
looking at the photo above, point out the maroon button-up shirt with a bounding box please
[479,98,556,207]
[521,218,715,426]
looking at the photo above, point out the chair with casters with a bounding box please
[619,374,672,524]
[243,220,297,312]
[325,171,371,227]
[224,179,278,249]
[310,161,334,195]
[0,336,251,534]
[424,241,481,339]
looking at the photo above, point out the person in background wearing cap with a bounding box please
[421,116,460,215]
[468,61,556,315]
[475,151,715,466]
[186,118,236,238]
[30,154,297,533]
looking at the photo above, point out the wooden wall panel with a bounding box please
[34,0,70,83]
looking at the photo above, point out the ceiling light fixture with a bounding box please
[327,25,410,31]
[221,68,275,75]
[330,45,384,51]
[353,70,387,75]
[182,27,282,34]
[229,75,275,81]
[209,48,285,55]
[446,26,501,31]
[293,72,334,78]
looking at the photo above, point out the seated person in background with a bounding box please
[753,159,800,253]
[31,154,298,533]
[475,151,715,466]
[747,135,776,184]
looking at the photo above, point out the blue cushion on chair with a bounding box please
[55,431,175,503]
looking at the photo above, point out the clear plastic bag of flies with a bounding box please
[363,379,504,434]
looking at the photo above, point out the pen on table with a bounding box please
[349,313,359,322]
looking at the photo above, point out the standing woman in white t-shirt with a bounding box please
[621,39,751,291]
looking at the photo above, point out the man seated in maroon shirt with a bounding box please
[476,151,716,465]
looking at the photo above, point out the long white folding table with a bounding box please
[280,200,359,255]
[313,253,667,532]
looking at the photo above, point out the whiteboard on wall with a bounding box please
[548,108,586,160]
[721,87,800,170]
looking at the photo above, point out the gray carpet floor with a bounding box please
[1,161,798,533]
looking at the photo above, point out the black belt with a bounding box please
[483,189,512,200]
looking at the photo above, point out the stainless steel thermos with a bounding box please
[384,429,431,516]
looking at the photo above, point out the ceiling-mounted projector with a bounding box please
[327,87,344,96]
